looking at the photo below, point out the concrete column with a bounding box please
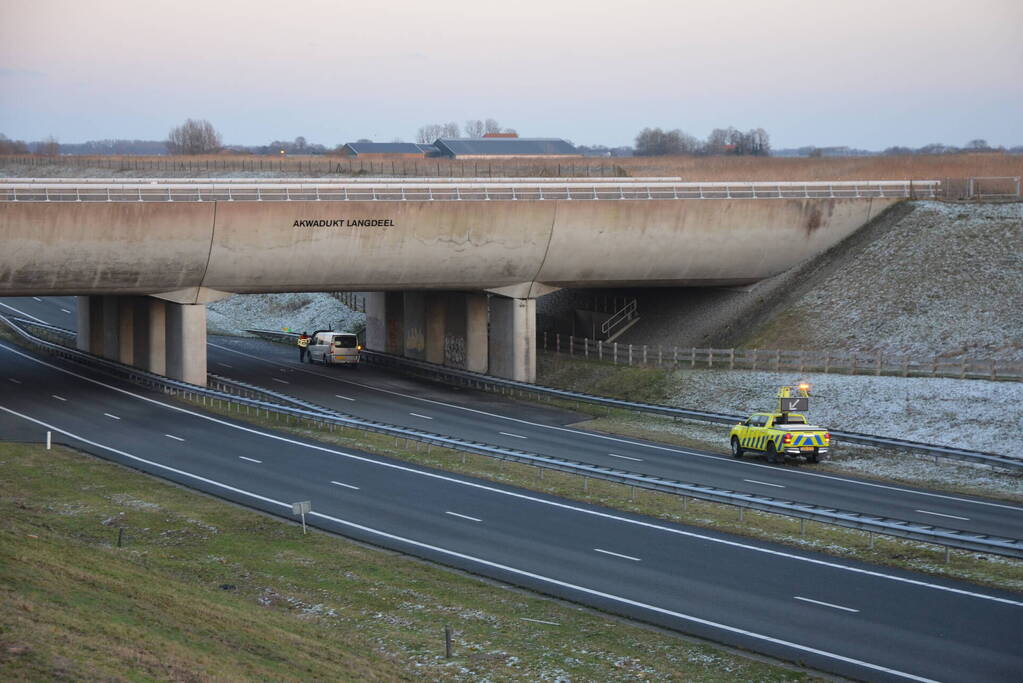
[364,292,387,351]
[166,302,207,386]
[465,293,488,374]
[424,292,446,365]
[443,292,467,369]
[133,297,166,375]
[402,291,426,360]
[76,296,104,353]
[385,291,404,355]
[488,297,536,382]
[99,296,121,360]
[117,297,135,365]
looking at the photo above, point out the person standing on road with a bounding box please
[297,331,311,363]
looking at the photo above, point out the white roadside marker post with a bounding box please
[46,431,51,450]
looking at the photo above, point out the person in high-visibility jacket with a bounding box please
[297,331,311,363]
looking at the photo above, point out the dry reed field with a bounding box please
[3,152,1022,182]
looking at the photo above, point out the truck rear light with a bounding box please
[783,433,793,444]
[824,432,830,443]
[356,345,363,351]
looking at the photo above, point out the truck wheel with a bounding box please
[730,437,744,459]
[766,442,781,465]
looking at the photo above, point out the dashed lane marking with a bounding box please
[594,548,641,562]
[446,511,482,522]
[744,479,786,488]
[794,596,860,613]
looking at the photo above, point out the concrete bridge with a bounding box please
[0,178,936,383]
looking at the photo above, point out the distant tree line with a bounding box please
[633,126,771,157]
[416,118,517,143]
[880,139,1023,155]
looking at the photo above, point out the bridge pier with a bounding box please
[75,295,205,385]
[489,296,536,383]
[366,290,534,382]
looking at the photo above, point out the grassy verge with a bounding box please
[176,394,1023,594]
[0,442,810,681]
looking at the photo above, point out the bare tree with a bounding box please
[417,123,443,143]
[441,121,461,138]
[464,119,485,137]
[166,118,222,155]
[0,133,30,154]
[484,118,503,134]
[39,135,60,156]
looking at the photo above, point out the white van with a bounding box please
[308,330,361,367]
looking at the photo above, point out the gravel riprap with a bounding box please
[207,292,364,337]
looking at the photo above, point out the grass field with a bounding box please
[0,442,811,681]
[3,152,1021,182]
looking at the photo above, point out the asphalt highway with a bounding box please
[3,338,1023,682]
[4,295,1023,544]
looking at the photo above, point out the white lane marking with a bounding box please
[271,378,289,384]
[794,596,860,613]
[61,308,71,314]
[4,343,1022,610]
[0,301,48,323]
[239,456,262,464]
[0,403,944,683]
[32,297,42,302]
[104,413,120,420]
[335,395,355,401]
[608,453,643,462]
[8,378,22,384]
[916,509,970,521]
[165,434,185,441]
[204,343,1023,514]
[409,412,433,420]
[51,394,67,401]
[331,481,360,490]
[594,548,641,562]
[217,363,233,369]
[520,617,560,625]
[744,478,786,488]
[500,431,527,439]
[443,511,482,523]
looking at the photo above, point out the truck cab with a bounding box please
[308,330,361,367]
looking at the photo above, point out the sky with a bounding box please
[1,0,1021,150]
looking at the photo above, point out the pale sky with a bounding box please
[1,0,1021,149]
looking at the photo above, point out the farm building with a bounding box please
[339,142,438,158]
[432,137,580,159]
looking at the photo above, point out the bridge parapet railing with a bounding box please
[0,180,941,203]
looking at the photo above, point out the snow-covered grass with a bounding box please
[664,367,1019,455]
[207,292,364,337]
[746,201,1023,360]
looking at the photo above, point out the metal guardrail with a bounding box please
[275,336,1016,472]
[5,315,1021,558]
[0,180,940,203]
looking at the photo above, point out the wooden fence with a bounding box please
[540,333,1022,381]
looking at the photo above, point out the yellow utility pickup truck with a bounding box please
[729,384,830,464]
[729,412,830,463]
